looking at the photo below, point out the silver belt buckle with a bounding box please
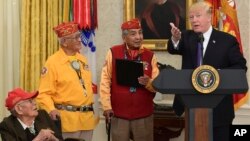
[66,105,74,111]
[56,104,63,110]
[80,106,86,111]
[86,106,91,111]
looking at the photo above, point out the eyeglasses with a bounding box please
[17,99,36,106]
[64,33,82,41]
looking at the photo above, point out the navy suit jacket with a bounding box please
[0,110,63,141]
[167,28,247,126]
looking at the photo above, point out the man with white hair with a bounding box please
[168,1,247,141]
[37,22,97,141]
[0,88,63,141]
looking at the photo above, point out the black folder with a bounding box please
[116,59,144,87]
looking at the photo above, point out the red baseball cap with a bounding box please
[121,18,141,30]
[5,88,38,110]
[53,21,80,38]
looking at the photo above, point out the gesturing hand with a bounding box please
[170,22,181,42]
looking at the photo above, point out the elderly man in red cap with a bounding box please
[0,88,63,141]
[36,22,97,141]
[100,18,159,141]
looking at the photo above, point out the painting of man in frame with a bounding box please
[124,0,194,50]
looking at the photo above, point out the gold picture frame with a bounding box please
[123,0,194,50]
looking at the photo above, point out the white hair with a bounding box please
[189,1,212,15]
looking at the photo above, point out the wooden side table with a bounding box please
[154,105,185,141]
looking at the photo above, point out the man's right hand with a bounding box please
[49,110,60,120]
[33,129,59,141]
[170,22,181,42]
[103,109,114,123]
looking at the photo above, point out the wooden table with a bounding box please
[154,105,185,141]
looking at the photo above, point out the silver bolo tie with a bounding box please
[71,60,87,96]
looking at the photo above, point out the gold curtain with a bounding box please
[20,0,71,91]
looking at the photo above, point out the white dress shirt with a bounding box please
[171,25,213,57]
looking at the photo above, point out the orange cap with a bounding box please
[121,18,141,30]
[53,22,79,37]
[5,88,38,110]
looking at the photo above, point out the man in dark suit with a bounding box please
[167,1,247,141]
[0,88,63,141]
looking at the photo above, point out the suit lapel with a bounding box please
[189,32,199,67]
[203,29,217,63]
[34,115,45,133]
[13,118,28,140]
[34,111,51,133]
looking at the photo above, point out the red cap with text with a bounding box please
[53,22,79,38]
[121,18,141,30]
[5,88,38,110]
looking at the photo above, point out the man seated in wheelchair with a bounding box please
[0,88,63,141]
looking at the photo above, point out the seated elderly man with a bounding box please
[0,88,63,141]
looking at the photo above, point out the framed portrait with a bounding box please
[124,0,194,50]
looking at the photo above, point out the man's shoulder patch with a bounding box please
[41,67,48,76]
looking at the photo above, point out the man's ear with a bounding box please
[14,105,23,115]
[61,38,68,47]
[122,35,127,43]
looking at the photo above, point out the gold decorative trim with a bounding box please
[192,65,220,94]
[123,0,193,50]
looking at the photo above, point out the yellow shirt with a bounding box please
[37,48,97,132]
[100,46,159,111]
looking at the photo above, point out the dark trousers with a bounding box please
[213,125,230,141]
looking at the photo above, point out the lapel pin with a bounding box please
[213,40,216,43]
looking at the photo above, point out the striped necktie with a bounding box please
[197,34,204,67]
[28,126,36,135]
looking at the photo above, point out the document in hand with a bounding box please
[116,59,144,87]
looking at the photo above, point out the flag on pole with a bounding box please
[205,0,248,109]
[80,30,99,120]
[73,0,98,30]
[72,0,99,122]
[80,30,97,93]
